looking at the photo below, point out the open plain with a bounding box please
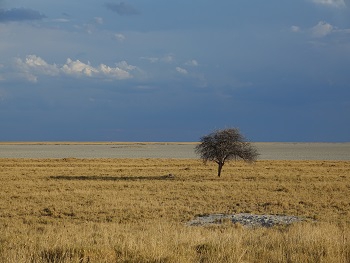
[1,143,350,262]
[0,142,349,160]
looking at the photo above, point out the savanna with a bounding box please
[1,157,350,262]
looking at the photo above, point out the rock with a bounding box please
[187,213,305,228]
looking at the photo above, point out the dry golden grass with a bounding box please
[1,158,350,262]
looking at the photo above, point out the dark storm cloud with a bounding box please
[105,2,139,16]
[0,8,46,22]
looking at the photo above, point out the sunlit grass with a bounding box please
[1,158,350,262]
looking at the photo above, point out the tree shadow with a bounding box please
[49,174,176,181]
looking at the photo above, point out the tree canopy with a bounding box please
[195,128,258,177]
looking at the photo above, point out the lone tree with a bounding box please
[195,128,259,177]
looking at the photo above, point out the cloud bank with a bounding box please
[15,55,137,82]
[0,8,46,22]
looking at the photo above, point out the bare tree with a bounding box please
[195,128,259,177]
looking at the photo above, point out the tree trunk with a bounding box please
[217,162,224,177]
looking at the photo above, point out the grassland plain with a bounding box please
[1,158,350,262]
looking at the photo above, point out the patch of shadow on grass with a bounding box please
[49,174,176,181]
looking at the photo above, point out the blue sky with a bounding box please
[1,0,349,142]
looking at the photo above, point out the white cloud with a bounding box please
[14,55,59,82]
[290,26,301,33]
[98,62,132,79]
[176,67,188,75]
[116,61,137,71]
[61,58,98,77]
[311,0,346,7]
[17,55,60,76]
[15,55,136,81]
[114,33,126,42]
[185,59,199,66]
[311,21,334,38]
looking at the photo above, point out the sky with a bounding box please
[0,0,349,142]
